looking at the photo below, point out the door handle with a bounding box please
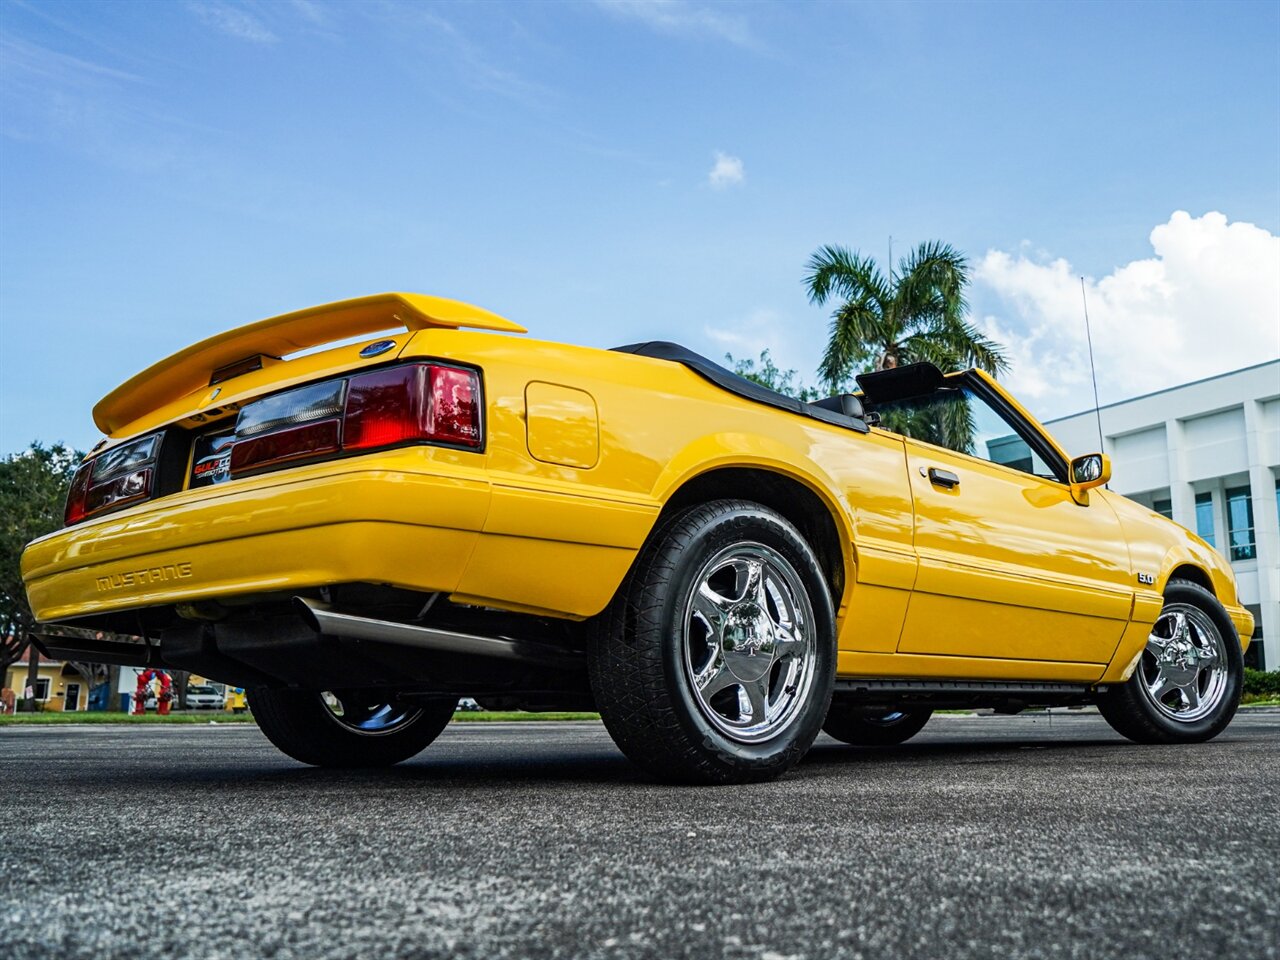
[924,466,960,489]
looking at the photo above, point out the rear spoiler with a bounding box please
[92,292,526,434]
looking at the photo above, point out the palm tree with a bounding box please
[803,241,1008,455]
[803,240,1007,391]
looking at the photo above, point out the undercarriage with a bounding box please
[31,582,1100,716]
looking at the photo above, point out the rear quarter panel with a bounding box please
[404,331,914,638]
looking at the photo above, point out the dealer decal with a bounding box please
[96,562,194,592]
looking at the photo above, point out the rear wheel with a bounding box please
[823,702,932,746]
[589,500,836,784]
[1097,580,1242,744]
[249,688,455,767]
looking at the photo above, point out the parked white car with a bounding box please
[185,684,224,710]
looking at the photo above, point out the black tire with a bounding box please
[823,701,932,746]
[248,688,455,767]
[588,499,836,785]
[1097,579,1243,744]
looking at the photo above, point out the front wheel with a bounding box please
[249,688,455,767]
[1097,580,1243,744]
[589,499,836,784]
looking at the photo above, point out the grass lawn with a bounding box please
[0,711,257,725]
[0,710,601,725]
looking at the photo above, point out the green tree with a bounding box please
[0,443,81,670]
[803,240,1008,390]
[725,350,820,401]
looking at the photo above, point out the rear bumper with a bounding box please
[22,452,489,624]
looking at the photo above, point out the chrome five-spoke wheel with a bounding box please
[1138,604,1229,723]
[683,543,817,744]
[588,499,835,784]
[1097,579,1243,745]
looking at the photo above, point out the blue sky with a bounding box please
[2,0,1278,452]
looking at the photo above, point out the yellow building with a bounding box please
[3,655,91,712]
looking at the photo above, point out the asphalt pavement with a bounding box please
[2,711,1277,960]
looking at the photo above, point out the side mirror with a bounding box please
[1070,453,1111,494]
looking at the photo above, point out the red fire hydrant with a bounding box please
[134,668,173,715]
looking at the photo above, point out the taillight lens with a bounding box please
[235,380,345,438]
[64,434,160,526]
[229,362,482,476]
[65,363,485,522]
[64,463,92,526]
[229,420,340,474]
[229,379,348,477]
[343,365,432,451]
[344,364,481,451]
[427,366,482,447]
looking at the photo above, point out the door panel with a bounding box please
[897,439,1132,662]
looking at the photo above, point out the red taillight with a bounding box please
[64,463,93,526]
[62,363,483,524]
[83,468,153,515]
[343,365,432,450]
[65,434,160,526]
[344,364,481,451]
[227,362,482,477]
[229,420,341,475]
[427,365,482,447]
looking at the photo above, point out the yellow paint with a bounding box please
[93,293,525,434]
[525,382,600,468]
[22,294,1254,687]
[2,662,90,711]
[838,651,1106,683]
[896,435,1131,663]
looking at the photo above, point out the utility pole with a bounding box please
[24,636,40,712]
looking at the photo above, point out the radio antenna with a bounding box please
[1080,277,1105,452]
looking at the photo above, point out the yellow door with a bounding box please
[870,376,1132,665]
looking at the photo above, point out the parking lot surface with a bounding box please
[2,711,1277,960]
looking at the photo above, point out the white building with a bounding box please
[1042,360,1280,670]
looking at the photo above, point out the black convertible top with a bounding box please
[611,341,868,434]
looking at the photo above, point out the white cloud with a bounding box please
[708,151,744,190]
[705,307,782,359]
[976,211,1280,418]
[595,1,756,48]
[703,308,821,387]
[187,2,277,44]
[288,0,328,25]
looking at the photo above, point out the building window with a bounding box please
[33,678,50,700]
[1225,486,1256,561]
[1195,492,1215,548]
[1152,497,1173,520]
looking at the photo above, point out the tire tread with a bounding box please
[588,500,834,784]
[249,688,455,767]
[1097,579,1243,745]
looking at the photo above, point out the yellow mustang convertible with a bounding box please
[22,294,1253,783]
